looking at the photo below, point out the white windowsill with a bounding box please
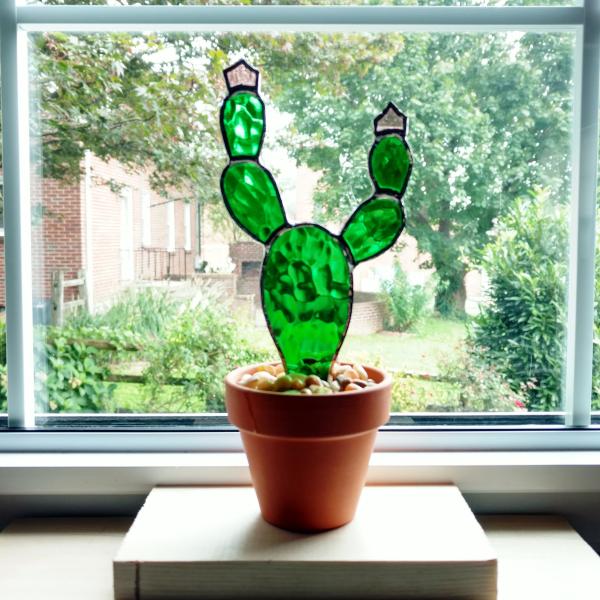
[0,451,599,496]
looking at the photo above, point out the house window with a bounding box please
[166,201,175,253]
[120,187,134,282]
[141,191,151,248]
[184,203,191,252]
[0,1,598,452]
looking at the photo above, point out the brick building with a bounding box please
[0,153,198,317]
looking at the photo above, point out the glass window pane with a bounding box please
[26,29,574,421]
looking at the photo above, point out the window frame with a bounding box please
[0,1,599,452]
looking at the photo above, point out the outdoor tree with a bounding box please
[232,30,573,314]
[0,21,231,205]
[26,30,226,202]
[0,3,574,316]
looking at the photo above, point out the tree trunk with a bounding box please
[432,219,467,316]
[453,270,467,314]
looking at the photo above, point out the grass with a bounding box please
[111,382,204,413]
[341,317,465,374]
[240,316,466,375]
[109,315,466,413]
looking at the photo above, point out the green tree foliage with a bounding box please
[236,30,572,314]
[381,264,430,332]
[0,0,575,312]
[469,190,567,411]
[19,29,224,201]
[1,16,573,311]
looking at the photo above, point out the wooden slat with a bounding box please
[62,278,85,288]
[64,299,85,309]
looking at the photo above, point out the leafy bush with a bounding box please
[141,291,271,412]
[437,343,527,412]
[381,264,430,332]
[470,191,567,411]
[391,343,524,413]
[391,374,454,412]
[592,250,600,411]
[36,325,120,413]
[31,286,269,413]
[68,287,177,338]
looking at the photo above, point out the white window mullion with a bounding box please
[565,0,600,428]
[0,1,35,428]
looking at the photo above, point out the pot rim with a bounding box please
[224,362,391,397]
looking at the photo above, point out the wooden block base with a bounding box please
[114,485,497,599]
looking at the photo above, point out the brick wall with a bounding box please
[229,241,264,299]
[0,174,84,313]
[0,156,198,311]
[347,292,386,335]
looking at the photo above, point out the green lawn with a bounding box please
[341,317,465,374]
[111,382,201,413]
[110,316,466,412]
[240,316,466,375]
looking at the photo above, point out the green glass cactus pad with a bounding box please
[262,225,351,378]
[370,135,411,194]
[222,161,286,243]
[219,62,413,378]
[342,197,404,264]
[222,92,264,157]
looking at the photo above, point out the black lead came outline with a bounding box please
[219,59,413,375]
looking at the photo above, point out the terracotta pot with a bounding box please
[225,363,391,533]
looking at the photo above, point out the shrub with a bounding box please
[68,287,176,338]
[470,190,567,411]
[381,264,430,332]
[35,324,131,413]
[33,286,270,413]
[391,373,455,412]
[437,343,527,412]
[592,252,600,411]
[0,321,6,412]
[141,291,271,412]
[391,343,525,413]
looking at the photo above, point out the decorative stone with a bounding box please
[221,161,286,243]
[369,135,412,195]
[342,196,404,264]
[222,92,264,158]
[262,225,351,379]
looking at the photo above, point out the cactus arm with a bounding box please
[341,102,412,265]
[219,60,288,244]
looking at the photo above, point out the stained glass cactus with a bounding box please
[220,60,413,379]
